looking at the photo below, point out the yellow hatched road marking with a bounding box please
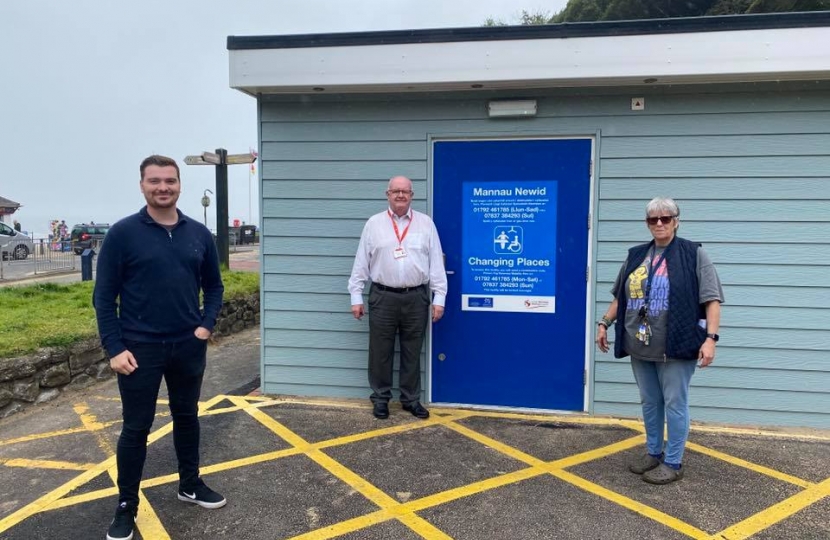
[3,395,828,540]
[77,401,171,540]
[550,468,710,539]
[0,394,191,532]
[686,442,814,489]
[445,421,707,539]
[0,458,97,471]
[0,454,117,534]
[232,396,457,540]
[708,476,830,540]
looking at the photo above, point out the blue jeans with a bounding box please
[630,358,696,466]
[116,335,207,507]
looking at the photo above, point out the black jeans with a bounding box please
[116,335,207,507]
[367,284,430,405]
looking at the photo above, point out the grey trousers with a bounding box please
[367,284,430,405]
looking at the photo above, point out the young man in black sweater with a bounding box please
[94,155,225,540]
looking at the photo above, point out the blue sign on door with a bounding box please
[432,139,592,411]
[462,181,557,313]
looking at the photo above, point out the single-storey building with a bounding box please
[227,12,830,429]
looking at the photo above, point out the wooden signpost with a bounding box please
[184,148,256,267]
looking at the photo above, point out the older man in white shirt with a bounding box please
[348,175,447,420]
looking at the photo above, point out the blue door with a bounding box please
[431,139,592,411]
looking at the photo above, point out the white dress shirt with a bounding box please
[348,207,447,307]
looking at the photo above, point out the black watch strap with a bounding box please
[706,333,720,342]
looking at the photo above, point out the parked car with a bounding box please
[70,223,110,255]
[0,221,34,260]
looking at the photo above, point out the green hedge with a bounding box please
[0,271,259,358]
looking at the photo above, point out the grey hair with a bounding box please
[387,176,412,190]
[645,197,680,218]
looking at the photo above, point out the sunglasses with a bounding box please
[646,215,676,225]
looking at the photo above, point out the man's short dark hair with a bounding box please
[140,155,180,180]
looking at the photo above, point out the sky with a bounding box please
[0,0,568,234]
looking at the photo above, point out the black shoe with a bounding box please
[402,402,430,419]
[373,401,389,419]
[106,501,137,540]
[177,480,227,509]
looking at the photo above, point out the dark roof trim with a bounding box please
[228,11,830,50]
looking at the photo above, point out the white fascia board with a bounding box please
[230,27,830,94]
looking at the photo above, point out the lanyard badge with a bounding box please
[635,244,668,346]
[389,211,412,260]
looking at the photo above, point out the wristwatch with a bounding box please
[706,333,720,342]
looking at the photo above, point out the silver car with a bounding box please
[0,221,33,260]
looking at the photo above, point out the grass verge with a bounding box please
[0,271,259,358]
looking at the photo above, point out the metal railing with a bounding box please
[0,238,77,281]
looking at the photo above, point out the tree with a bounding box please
[487,0,830,24]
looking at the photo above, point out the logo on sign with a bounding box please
[524,299,550,310]
[468,297,494,308]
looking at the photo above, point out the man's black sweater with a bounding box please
[93,207,224,358]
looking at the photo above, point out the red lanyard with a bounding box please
[388,210,412,245]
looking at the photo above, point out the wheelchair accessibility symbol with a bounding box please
[494,226,523,254]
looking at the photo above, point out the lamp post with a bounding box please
[201,189,213,227]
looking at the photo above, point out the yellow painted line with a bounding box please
[229,396,310,448]
[314,412,475,451]
[432,407,646,431]
[305,448,454,539]
[47,486,119,511]
[446,419,707,539]
[690,424,830,442]
[73,403,106,431]
[443,421,547,467]
[0,427,92,447]
[686,442,813,489]
[709,476,830,540]
[285,509,391,540]
[403,467,545,513]
[307,449,397,508]
[136,487,171,540]
[143,447,306,488]
[0,455,116,534]
[234,395,454,539]
[0,458,97,471]
[549,468,710,539]
[200,404,244,416]
[549,435,644,469]
[75,403,116,459]
[397,513,454,540]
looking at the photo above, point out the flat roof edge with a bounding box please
[227,11,830,50]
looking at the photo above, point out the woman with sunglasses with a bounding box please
[595,197,724,484]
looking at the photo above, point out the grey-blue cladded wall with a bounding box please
[258,82,830,429]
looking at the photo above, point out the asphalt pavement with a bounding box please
[1,325,829,539]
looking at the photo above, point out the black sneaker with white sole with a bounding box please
[177,481,227,509]
[106,501,137,540]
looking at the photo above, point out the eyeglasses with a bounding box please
[387,189,413,196]
[646,215,677,225]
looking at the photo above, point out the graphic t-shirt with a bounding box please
[621,247,670,360]
[611,245,725,361]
